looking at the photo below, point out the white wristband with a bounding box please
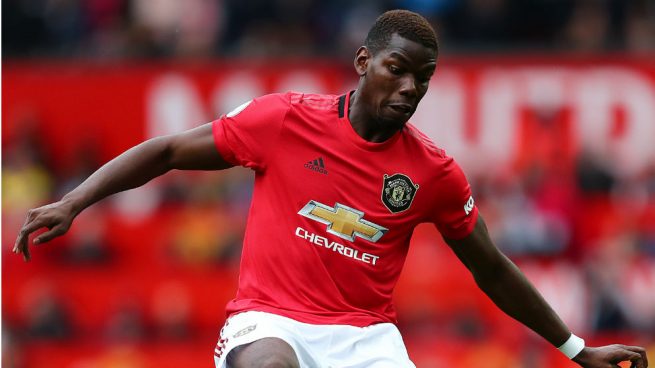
[558,333,585,359]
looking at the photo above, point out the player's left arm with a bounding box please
[444,214,649,368]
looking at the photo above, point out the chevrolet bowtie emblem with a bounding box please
[298,201,387,242]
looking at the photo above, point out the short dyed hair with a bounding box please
[364,10,438,56]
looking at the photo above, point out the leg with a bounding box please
[226,337,300,368]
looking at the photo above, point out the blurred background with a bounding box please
[3,0,655,367]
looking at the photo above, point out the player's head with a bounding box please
[364,9,438,58]
[354,10,438,129]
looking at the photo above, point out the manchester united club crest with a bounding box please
[381,173,419,213]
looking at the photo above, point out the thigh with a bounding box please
[325,323,415,368]
[226,337,300,368]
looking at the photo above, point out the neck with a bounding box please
[348,89,403,143]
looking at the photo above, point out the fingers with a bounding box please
[13,235,31,262]
[570,342,646,368]
[15,238,31,262]
[13,211,57,262]
[625,351,643,368]
[14,212,35,252]
[621,345,648,368]
[34,225,68,245]
[611,345,647,368]
[14,218,49,262]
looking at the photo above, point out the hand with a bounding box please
[13,200,77,261]
[573,345,649,368]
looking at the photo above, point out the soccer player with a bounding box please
[14,9,649,368]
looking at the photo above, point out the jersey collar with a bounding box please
[338,90,402,152]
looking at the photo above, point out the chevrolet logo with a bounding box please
[298,201,387,242]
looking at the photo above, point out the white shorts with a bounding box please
[213,311,416,368]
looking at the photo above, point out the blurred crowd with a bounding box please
[4,0,655,59]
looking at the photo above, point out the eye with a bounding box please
[418,75,431,84]
[388,65,402,75]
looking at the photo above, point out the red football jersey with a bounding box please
[212,91,478,327]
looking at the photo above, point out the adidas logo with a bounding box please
[304,157,328,175]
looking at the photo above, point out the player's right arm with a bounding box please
[13,123,231,261]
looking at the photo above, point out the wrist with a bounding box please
[61,192,87,216]
[571,347,591,365]
[558,333,586,360]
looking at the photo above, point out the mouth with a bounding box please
[387,103,413,115]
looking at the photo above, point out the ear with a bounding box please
[353,46,370,76]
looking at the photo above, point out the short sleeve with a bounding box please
[430,158,479,240]
[212,93,290,171]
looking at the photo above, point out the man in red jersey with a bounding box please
[14,9,649,368]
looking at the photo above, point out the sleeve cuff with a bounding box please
[212,119,239,166]
[440,206,479,240]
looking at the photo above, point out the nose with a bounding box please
[398,75,418,98]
